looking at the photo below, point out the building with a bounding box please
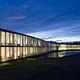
[0,28,80,62]
[58,42,80,51]
[0,28,56,62]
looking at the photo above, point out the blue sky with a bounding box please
[0,0,80,42]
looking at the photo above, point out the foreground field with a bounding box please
[0,55,80,80]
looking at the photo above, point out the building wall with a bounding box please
[0,29,80,62]
[58,44,80,51]
[0,30,56,62]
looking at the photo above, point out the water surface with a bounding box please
[42,51,80,58]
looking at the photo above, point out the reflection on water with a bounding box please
[44,51,80,58]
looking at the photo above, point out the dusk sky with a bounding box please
[0,0,80,42]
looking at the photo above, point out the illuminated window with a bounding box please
[30,47,34,54]
[31,38,34,46]
[20,47,23,57]
[38,40,41,46]
[10,33,13,45]
[27,37,32,46]
[14,47,17,59]
[9,47,13,57]
[26,37,28,45]
[20,35,23,46]
[14,34,17,46]
[34,39,38,46]
[1,31,5,46]
[23,47,26,57]
[26,47,28,55]
[17,35,21,46]
[6,47,13,57]
[17,47,20,56]
[23,36,26,46]
[6,47,9,57]
[6,32,9,46]
[1,47,5,61]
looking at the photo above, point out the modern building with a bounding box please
[0,28,57,62]
[58,42,80,51]
[0,28,80,62]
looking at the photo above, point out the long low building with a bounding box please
[0,28,80,62]
[58,42,80,51]
[0,28,57,62]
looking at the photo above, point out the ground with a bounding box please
[0,55,80,80]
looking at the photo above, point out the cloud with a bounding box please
[46,36,80,42]
[8,16,26,20]
[27,21,80,41]
[26,20,78,34]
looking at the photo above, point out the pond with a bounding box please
[41,51,80,58]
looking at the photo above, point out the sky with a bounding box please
[0,0,80,42]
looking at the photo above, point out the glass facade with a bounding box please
[0,30,54,62]
[0,29,80,62]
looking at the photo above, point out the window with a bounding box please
[20,35,23,46]
[23,47,26,57]
[6,32,9,46]
[33,47,36,54]
[1,47,6,61]
[20,47,23,57]
[9,47,13,57]
[16,34,18,46]
[14,34,17,46]
[25,47,28,55]
[17,47,20,56]
[17,35,21,46]
[10,33,13,45]
[6,47,13,58]
[35,47,38,53]
[26,36,28,46]
[30,47,34,54]
[23,36,26,46]
[31,38,34,46]
[38,40,41,46]
[6,47,9,57]
[14,47,17,59]
[34,39,38,46]
[27,37,32,46]
[1,31,5,46]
